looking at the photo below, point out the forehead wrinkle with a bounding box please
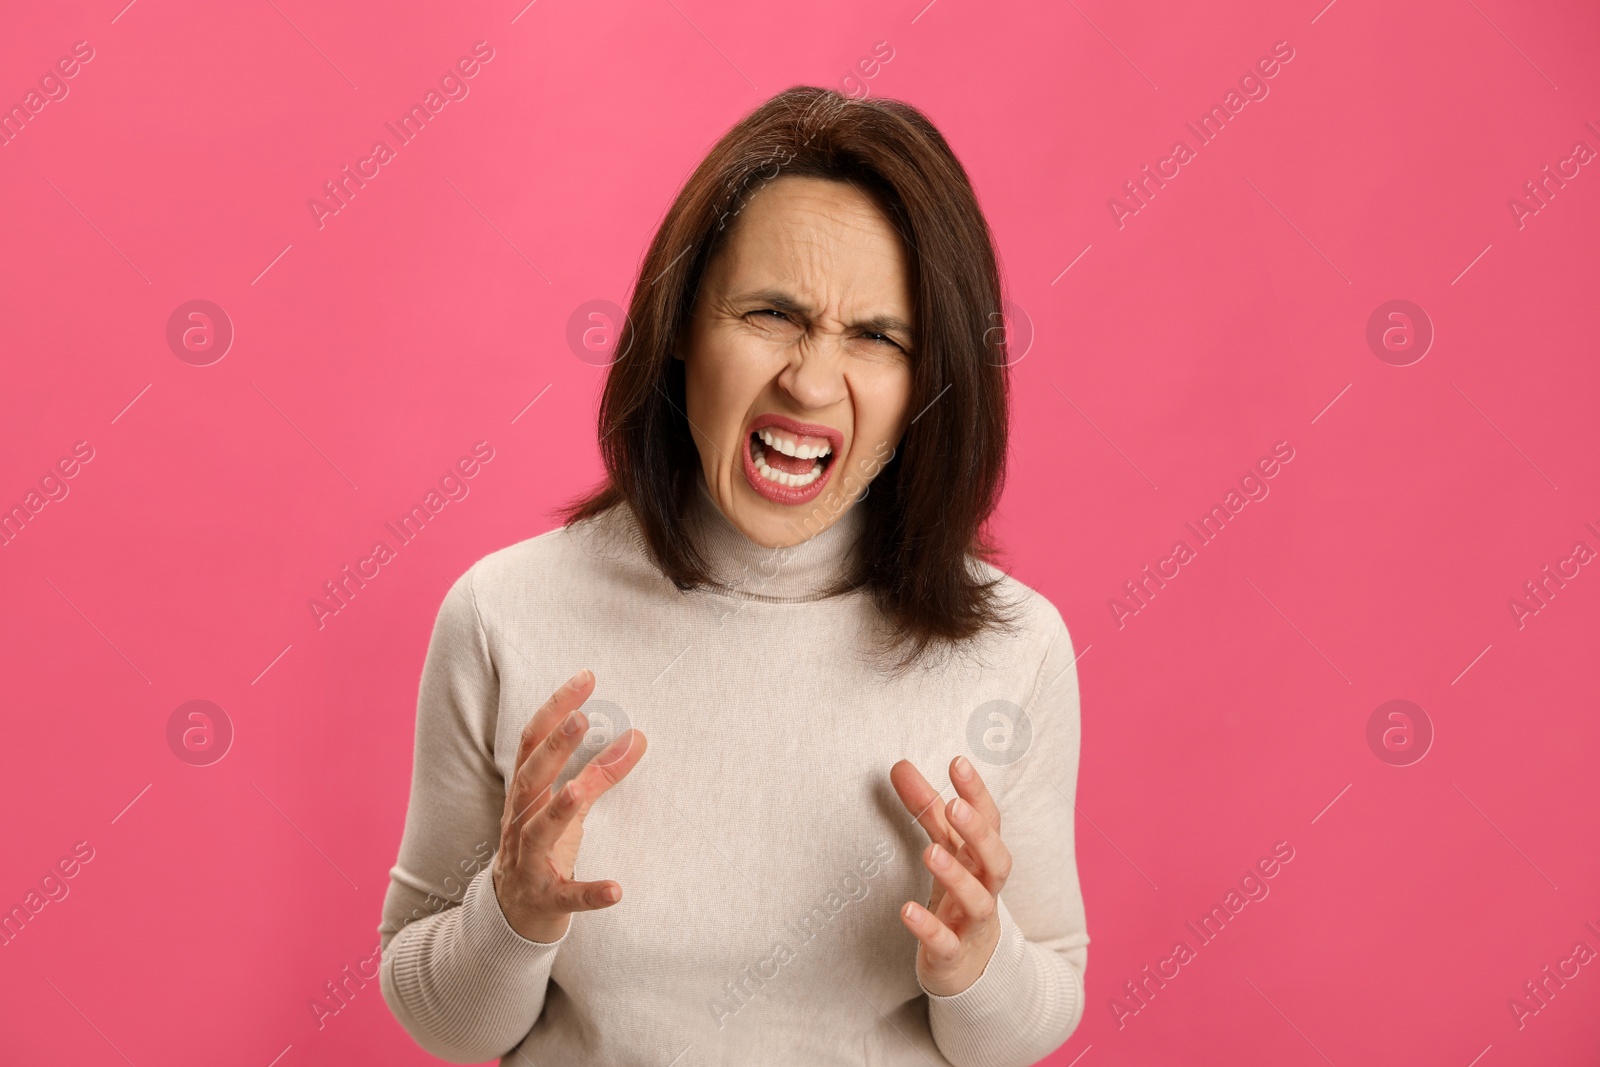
[743,225,904,321]
[710,179,912,329]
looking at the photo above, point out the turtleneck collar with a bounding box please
[681,467,867,603]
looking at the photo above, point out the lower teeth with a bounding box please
[751,440,823,488]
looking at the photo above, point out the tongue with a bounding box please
[760,438,819,475]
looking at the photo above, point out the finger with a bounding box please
[511,670,596,781]
[567,728,649,816]
[508,706,590,830]
[504,671,594,837]
[520,776,585,859]
[889,759,963,853]
[499,670,595,865]
[925,878,947,918]
[949,755,1002,835]
[547,878,625,914]
[922,842,996,928]
[520,729,648,862]
[944,795,1012,895]
[900,897,962,964]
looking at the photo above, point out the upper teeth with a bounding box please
[757,428,832,460]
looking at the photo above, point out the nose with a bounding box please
[775,330,849,410]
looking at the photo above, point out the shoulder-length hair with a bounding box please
[558,85,1023,673]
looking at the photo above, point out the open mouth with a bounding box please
[741,416,843,504]
[749,427,836,488]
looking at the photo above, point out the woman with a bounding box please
[378,86,1087,1067]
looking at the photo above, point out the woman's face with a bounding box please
[678,175,914,549]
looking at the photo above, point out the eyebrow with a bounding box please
[734,288,913,338]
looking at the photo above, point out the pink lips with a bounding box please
[747,413,844,455]
[742,413,843,506]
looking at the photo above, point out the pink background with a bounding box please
[2,0,1598,1064]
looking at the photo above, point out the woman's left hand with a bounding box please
[889,754,1012,997]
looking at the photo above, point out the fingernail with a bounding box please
[602,885,620,903]
[953,756,973,780]
[569,669,591,687]
[562,711,584,735]
[930,844,951,868]
[904,901,923,921]
[950,798,972,823]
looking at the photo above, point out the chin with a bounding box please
[720,480,832,549]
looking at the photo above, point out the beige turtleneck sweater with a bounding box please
[378,472,1088,1066]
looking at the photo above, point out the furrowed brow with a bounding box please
[736,289,912,337]
[855,313,913,337]
[736,289,813,318]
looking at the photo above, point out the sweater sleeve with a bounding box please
[923,609,1089,1067]
[377,565,569,1063]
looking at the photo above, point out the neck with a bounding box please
[683,469,866,602]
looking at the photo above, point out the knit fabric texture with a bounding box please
[378,472,1088,1066]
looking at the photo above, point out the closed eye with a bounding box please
[746,310,906,353]
[861,331,908,354]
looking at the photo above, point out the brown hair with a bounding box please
[558,86,1022,673]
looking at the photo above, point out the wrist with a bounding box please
[921,918,1001,996]
[491,867,571,945]
[518,913,572,945]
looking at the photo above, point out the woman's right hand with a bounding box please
[491,669,648,944]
